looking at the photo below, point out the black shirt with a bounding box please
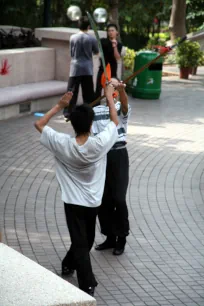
[99,38,123,77]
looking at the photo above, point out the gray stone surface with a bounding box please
[0,48,55,88]
[0,243,96,306]
[0,81,67,106]
[0,72,204,305]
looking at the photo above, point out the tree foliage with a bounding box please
[0,0,203,49]
[0,0,42,28]
[186,0,204,31]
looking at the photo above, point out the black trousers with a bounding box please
[63,75,95,116]
[95,69,103,100]
[62,203,98,290]
[98,147,130,238]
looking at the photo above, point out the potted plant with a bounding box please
[189,42,203,75]
[192,50,204,75]
[123,47,136,71]
[176,40,202,79]
[122,47,136,94]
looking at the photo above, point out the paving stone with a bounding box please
[1,72,204,305]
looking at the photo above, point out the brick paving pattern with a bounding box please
[0,73,204,305]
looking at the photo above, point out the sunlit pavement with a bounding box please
[1,72,204,306]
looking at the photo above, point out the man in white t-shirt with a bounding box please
[92,78,131,256]
[34,85,118,296]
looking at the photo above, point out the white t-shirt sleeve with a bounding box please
[40,126,70,155]
[94,121,118,156]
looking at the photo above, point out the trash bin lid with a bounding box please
[136,50,163,64]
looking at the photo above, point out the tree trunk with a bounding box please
[152,24,155,37]
[43,0,52,27]
[56,0,66,25]
[169,0,187,42]
[108,0,120,31]
[157,19,161,34]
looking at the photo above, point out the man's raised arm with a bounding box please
[104,84,119,126]
[117,81,128,115]
[34,92,73,133]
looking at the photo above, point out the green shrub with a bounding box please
[147,33,170,49]
[164,53,177,65]
[198,51,204,66]
[176,40,203,68]
[147,36,166,49]
[149,32,170,40]
[123,47,137,71]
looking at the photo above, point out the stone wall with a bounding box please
[0,47,55,88]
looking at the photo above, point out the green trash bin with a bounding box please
[132,51,163,99]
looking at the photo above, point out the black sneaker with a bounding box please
[84,286,95,297]
[61,265,75,276]
[95,236,116,251]
[64,116,69,122]
[113,237,126,256]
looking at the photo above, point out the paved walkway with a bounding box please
[163,65,204,78]
[1,73,204,306]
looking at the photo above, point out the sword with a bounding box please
[86,11,109,84]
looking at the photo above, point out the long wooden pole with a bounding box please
[90,36,187,108]
[90,49,168,108]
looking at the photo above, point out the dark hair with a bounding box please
[78,16,90,31]
[107,23,118,31]
[70,104,94,136]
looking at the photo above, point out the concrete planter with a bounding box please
[192,67,198,75]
